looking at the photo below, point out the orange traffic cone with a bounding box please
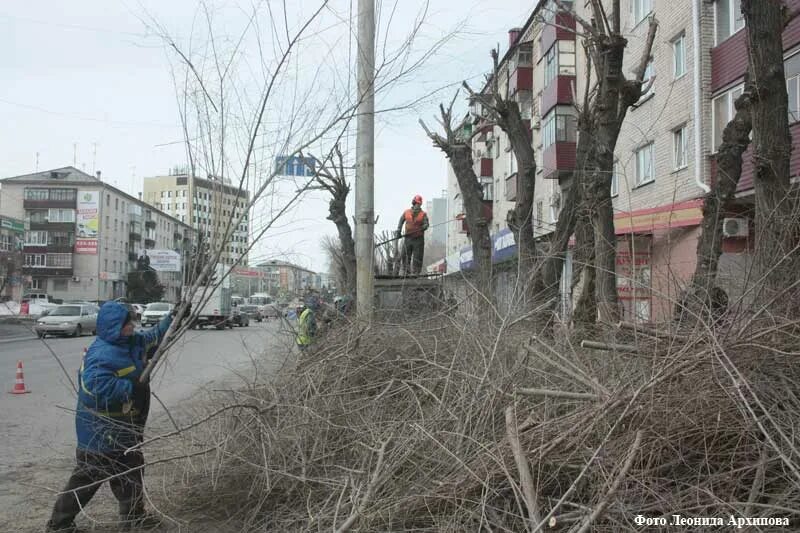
[10,361,30,394]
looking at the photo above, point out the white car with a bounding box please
[34,304,98,338]
[141,302,173,327]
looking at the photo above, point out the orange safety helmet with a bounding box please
[412,194,423,205]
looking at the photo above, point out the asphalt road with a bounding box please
[0,319,295,528]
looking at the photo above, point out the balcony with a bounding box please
[505,173,518,202]
[542,142,577,180]
[508,67,533,96]
[145,219,156,229]
[541,75,575,115]
[480,158,493,178]
[144,238,156,248]
[540,11,576,55]
[28,221,75,232]
[22,189,77,210]
[129,230,142,242]
[128,251,138,261]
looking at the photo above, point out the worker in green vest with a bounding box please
[296,295,320,350]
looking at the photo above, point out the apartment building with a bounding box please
[0,167,193,302]
[143,171,250,267]
[444,0,800,321]
[255,260,317,297]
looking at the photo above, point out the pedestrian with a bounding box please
[46,301,182,532]
[296,295,320,350]
[396,194,430,276]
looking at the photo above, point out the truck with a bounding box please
[190,266,233,330]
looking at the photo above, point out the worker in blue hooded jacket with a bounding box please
[46,301,180,532]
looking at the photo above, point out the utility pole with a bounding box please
[355,0,375,319]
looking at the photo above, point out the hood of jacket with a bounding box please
[96,301,130,344]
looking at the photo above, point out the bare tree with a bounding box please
[688,89,752,313]
[322,234,348,294]
[420,95,493,301]
[742,0,798,301]
[557,0,658,324]
[464,49,537,278]
[305,144,356,297]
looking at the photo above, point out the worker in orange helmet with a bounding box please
[396,194,430,275]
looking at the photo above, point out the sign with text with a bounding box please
[138,249,181,272]
[75,190,99,255]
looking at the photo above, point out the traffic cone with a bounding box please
[10,361,30,394]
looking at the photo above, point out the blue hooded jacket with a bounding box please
[75,301,172,452]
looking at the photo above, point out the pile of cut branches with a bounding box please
[152,311,800,532]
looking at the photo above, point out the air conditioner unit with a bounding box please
[722,217,748,238]
[72,277,81,283]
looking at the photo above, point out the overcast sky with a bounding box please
[1,0,530,272]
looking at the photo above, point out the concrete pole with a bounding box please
[355,0,375,319]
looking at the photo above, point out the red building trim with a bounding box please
[539,12,576,56]
[542,141,576,179]
[508,67,533,95]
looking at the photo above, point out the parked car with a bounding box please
[260,304,281,319]
[141,302,174,327]
[231,307,250,327]
[34,304,98,338]
[237,304,263,322]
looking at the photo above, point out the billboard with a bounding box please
[137,249,182,272]
[75,190,99,255]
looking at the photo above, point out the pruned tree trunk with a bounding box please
[689,90,752,311]
[742,0,797,300]
[329,195,357,296]
[450,146,494,294]
[421,96,494,302]
[550,1,658,325]
[463,49,537,292]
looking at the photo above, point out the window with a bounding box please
[786,52,800,123]
[168,191,172,198]
[0,233,12,252]
[508,149,518,176]
[611,162,619,197]
[106,194,110,206]
[47,254,72,268]
[536,200,543,228]
[161,191,166,198]
[549,192,561,223]
[632,0,653,25]
[114,219,118,231]
[104,259,108,270]
[24,254,46,266]
[30,279,43,290]
[712,84,744,150]
[517,43,532,65]
[481,179,494,201]
[541,109,577,149]
[673,34,686,78]
[673,126,688,170]
[24,188,49,200]
[640,59,655,101]
[635,143,655,186]
[25,231,48,245]
[48,209,76,223]
[715,0,744,45]
[115,198,119,210]
[543,41,576,86]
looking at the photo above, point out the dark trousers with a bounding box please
[48,448,146,528]
[402,237,424,275]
